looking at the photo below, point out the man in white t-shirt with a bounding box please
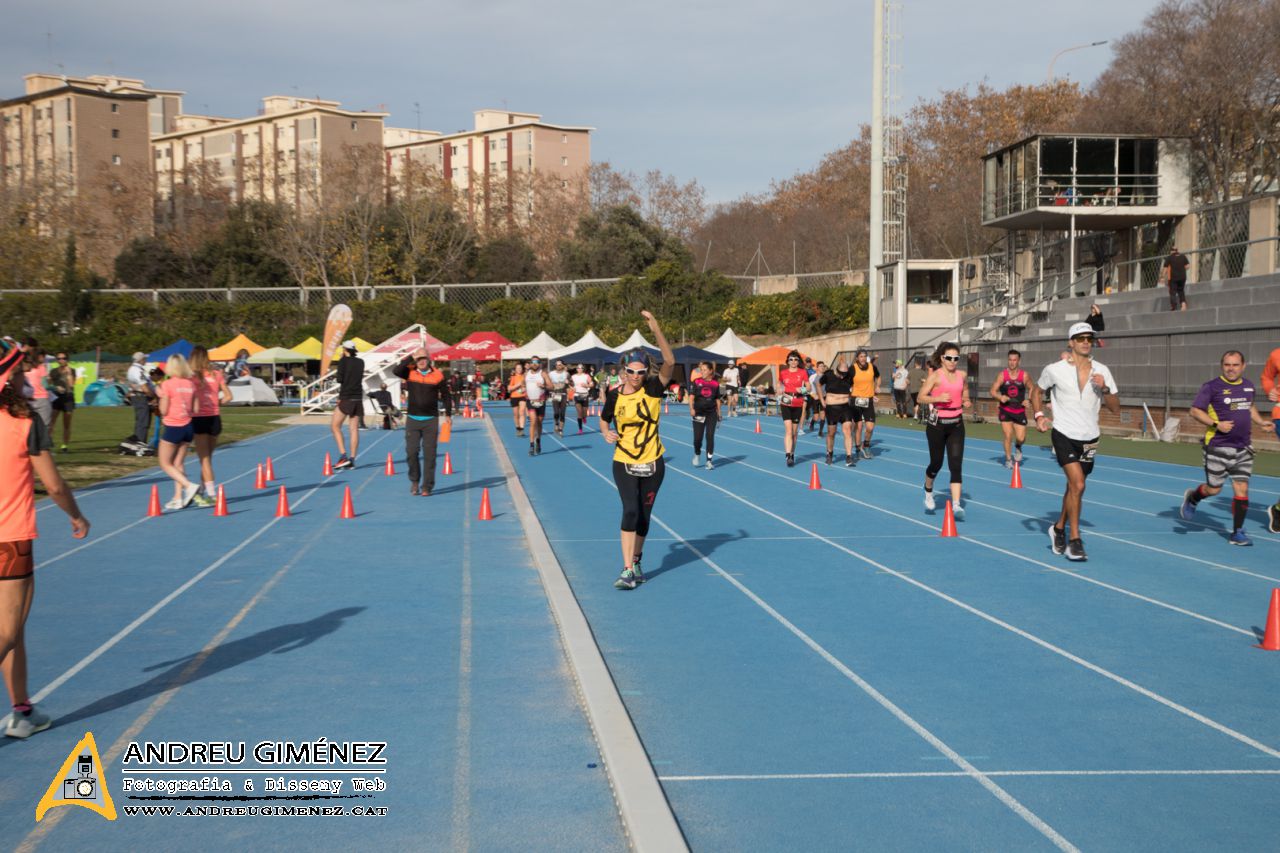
[524,357,549,456]
[721,361,741,417]
[1029,322,1120,562]
[126,351,156,443]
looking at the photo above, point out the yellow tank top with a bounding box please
[607,377,665,464]
[852,363,877,398]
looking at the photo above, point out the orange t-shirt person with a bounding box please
[1260,347,1280,420]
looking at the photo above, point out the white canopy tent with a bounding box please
[503,331,564,361]
[615,329,654,352]
[705,327,757,359]
[548,329,617,360]
[226,376,280,406]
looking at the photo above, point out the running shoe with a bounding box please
[693,453,701,467]
[1014,447,1023,464]
[1270,503,1280,534]
[181,483,201,507]
[190,493,214,508]
[846,454,856,468]
[705,457,714,471]
[529,444,536,456]
[5,706,51,738]
[825,452,833,465]
[334,455,353,470]
[516,428,523,437]
[164,498,183,511]
[1004,458,1014,469]
[1179,488,1198,521]
[411,484,420,496]
[1229,529,1253,546]
[1049,525,1067,556]
[578,428,583,435]
[952,503,965,521]
[1066,538,1087,561]
[536,439,542,455]
[613,569,638,590]
[633,557,645,583]
[861,445,874,460]
[786,453,795,468]
[923,490,936,512]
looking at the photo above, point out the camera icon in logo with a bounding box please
[62,754,96,800]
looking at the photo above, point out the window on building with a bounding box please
[112,129,120,139]
[351,121,358,131]
[451,145,458,156]
[111,103,119,113]
[562,134,568,143]
[561,156,568,166]
[112,155,121,165]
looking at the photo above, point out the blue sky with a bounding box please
[4,0,1155,203]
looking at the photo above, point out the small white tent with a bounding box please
[504,331,564,361]
[616,329,654,352]
[705,328,757,359]
[226,376,280,406]
[548,330,616,360]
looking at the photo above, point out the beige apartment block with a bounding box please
[152,96,387,221]
[385,109,591,224]
[0,73,174,272]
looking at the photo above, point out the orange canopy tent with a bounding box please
[737,345,808,365]
[207,334,265,362]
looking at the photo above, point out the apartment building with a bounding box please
[0,73,178,270]
[385,110,591,222]
[152,96,387,220]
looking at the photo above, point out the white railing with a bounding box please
[298,324,429,415]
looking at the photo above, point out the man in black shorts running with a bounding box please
[989,348,1029,469]
[819,358,857,467]
[331,341,364,469]
[1030,323,1120,561]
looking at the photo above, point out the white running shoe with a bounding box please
[923,490,936,512]
[705,457,714,470]
[181,483,201,507]
[952,503,965,521]
[164,498,183,511]
[692,453,701,467]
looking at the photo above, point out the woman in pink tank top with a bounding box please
[189,346,232,501]
[916,342,972,518]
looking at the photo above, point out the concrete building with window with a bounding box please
[384,110,591,223]
[152,96,387,220]
[0,73,177,271]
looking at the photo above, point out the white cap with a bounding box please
[1067,322,1095,339]
[342,340,357,351]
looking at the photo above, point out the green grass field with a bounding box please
[38,406,296,491]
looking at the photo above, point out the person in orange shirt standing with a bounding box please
[1261,346,1280,533]
[0,338,89,738]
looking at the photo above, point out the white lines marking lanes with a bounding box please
[36,431,331,568]
[661,768,1280,782]
[546,434,1079,852]
[35,424,302,512]
[641,437,1280,763]
[666,430,1257,636]
[712,420,1280,572]
[29,430,395,707]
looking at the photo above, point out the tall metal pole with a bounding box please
[868,0,884,332]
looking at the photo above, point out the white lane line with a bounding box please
[30,431,393,705]
[550,436,1078,852]
[642,442,1280,762]
[450,442,474,851]
[661,768,1280,782]
[36,432,330,568]
[671,431,1254,637]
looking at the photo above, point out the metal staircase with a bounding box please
[298,324,432,415]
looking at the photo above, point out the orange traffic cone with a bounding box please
[477,487,494,521]
[274,485,292,518]
[146,484,163,517]
[339,486,356,519]
[808,462,822,490]
[1258,588,1280,650]
[323,452,334,476]
[476,401,484,418]
[264,456,276,482]
[213,485,229,517]
[384,452,396,476]
[463,406,471,419]
[754,418,762,434]
[442,452,454,475]
[255,463,267,490]
[940,501,958,537]
[440,419,452,443]
[1010,462,1023,489]
[664,402,670,414]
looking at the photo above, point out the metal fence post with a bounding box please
[505,283,512,299]
[1164,333,1172,422]
[438,285,446,304]
[226,289,234,303]
[571,280,577,298]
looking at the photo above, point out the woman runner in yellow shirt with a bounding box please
[601,310,675,590]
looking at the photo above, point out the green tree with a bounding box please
[59,236,92,326]
[114,237,185,289]
[473,234,540,283]
[558,206,689,279]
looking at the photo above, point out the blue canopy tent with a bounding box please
[147,338,194,363]
[670,345,726,387]
[83,380,128,406]
[554,346,625,367]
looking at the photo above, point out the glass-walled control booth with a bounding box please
[981,135,1190,228]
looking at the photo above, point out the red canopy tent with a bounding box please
[433,331,517,362]
[372,328,450,355]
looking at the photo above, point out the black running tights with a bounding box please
[925,420,965,483]
[612,458,666,536]
[692,413,718,456]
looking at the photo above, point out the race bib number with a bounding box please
[692,415,706,424]
[779,394,794,406]
[1081,441,1099,462]
[551,393,565,403]
[855,397,870,408]
[624,462,657,477]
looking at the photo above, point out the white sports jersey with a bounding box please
[1036,358,1118,441]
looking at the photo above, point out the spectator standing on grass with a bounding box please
[22,342,51,430]
[1179,350,1274,546]
[907,356,927,422]
[46,351,76,453]
[1162,246,1190,312]
[126,352,156,444]
[0,339,89,738]
[892,359,910,418]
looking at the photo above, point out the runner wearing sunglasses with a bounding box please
[778,351,808,467]
[570,364,595,434]
[602,311,675,590]
[917,342,972,518]
[1030,323,1120,562]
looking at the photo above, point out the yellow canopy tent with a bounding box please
[291,337,324,359]
[207,334,266,362]
[349,337,376,352]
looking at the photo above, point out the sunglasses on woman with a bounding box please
[941,355,961,362]
[623,367,646,376]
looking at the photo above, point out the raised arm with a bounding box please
[643,310,675,386]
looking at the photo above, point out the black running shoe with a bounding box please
[1049,525,1066,556]
[846,454,856,468]
[1270,503,1280,534]
[786,453,795,467]
[536,439,542,455]
[1066,538,1087,562]
[825,452,834,465]
[528,444,535,456]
